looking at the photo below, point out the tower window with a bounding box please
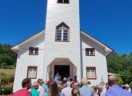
[57,0,69,3]
[56,22,69,42]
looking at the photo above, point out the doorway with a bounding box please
[54,65,70,80]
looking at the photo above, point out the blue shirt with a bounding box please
[106,85,132,96]
[42,84,49,96]
[79,85,94,96]
[54,75,59,81]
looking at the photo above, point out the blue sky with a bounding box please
[0,0,132,54]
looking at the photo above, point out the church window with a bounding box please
[86,67,96,79]
[27,66,37,79]
[57,0,69,4]
[56,22,69,42]
[85,48,95,56]
[29,47,39,55]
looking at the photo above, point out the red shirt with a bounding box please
[13,89,31,96]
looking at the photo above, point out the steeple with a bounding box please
[43,0,82,81]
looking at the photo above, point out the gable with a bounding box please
[80,31,113,56]
[11,30,45,53]
[11,30,113,55]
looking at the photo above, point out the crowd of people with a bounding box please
[13,74,132,96]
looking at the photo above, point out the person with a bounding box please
[97,85,106,96]
[56,77,62,86]
[92,86,99,96]
[48,81,60,96]
[61,81,72,96]
[79,78,94,96]
[125,84,131,92]
[54,73,60,82]
[13,78,32,96]
[46,77,53,87]
[71,88,80,96]
[30,81,39,96]
[72,82,78,89]
[106,75,132,96]
[37,79,44,96]
[42,81,49,96]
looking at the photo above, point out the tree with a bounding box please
[0,43,17,69]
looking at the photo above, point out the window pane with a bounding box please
[64,0,69,3]
[86,48,95,56]
[56,23,69,42]
[58,0,63,3]
[87,67,96,78]
[27,67,37,78]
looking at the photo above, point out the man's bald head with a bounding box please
[108,75,118,86]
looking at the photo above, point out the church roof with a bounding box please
[11,30,113,55]
[81,31,113,55]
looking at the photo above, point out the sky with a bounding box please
[0,0,132,54]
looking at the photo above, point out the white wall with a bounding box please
[81,34,108,86]
[13,35,45,92]
[44,0,82,81]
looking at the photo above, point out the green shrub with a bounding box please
[0,86,13,95]
[130,81,132,86]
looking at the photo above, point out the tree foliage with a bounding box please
[107,52,132,84]
[0,43,17,69]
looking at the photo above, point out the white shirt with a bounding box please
[61,86,72,96]
[100,88,106,96]
[37,85,44,96]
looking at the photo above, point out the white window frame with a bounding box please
[27,66,37,79]
[56,25,69,42]
[29,47,39,55]
[86,48,95,56]
[86,67,96,79]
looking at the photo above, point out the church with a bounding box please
[12,0,113,92]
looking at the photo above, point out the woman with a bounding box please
[93,86,99,96]
[71,88,80,96]
[30,81,39,96]
[48,81,60,96]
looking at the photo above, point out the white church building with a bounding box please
[12,0,113,92]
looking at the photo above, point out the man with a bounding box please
[61,81,72,96]
[46,77,53,87]
[97,85,106,96]
[37,79,44,96]
[106,75,132,96]
[79,78,94,96]
[54,73,60,82]
[13,78,32,96]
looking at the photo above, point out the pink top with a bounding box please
[13,89,31,96]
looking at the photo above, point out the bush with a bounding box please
[130,81,132,86]
[0,86,13,95]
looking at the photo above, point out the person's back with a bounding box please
[42,83,49,96]
[106,85,132,96]
[13,89,31,96]
[30,88,39,96]
[61,81,72,96]
[13,78,31,96]
[61,86,72,96]
[106,75,132,96]
[79,85,93,96]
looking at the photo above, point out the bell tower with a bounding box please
[43,0,82,81]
